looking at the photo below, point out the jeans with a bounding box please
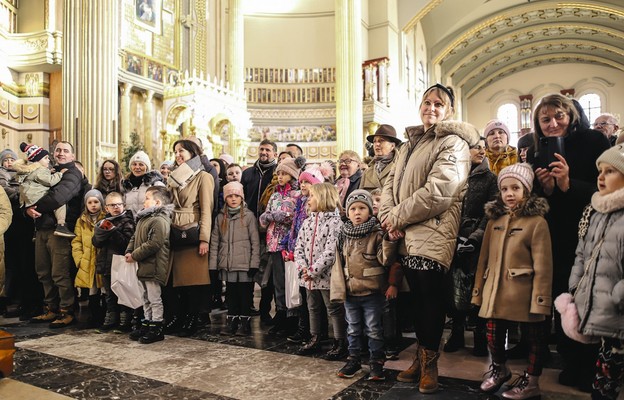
[345,293,385,360]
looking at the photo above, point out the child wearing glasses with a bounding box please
[92,192,136,332]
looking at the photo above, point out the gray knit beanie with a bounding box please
[596,144,624,175]
[345,189,374,214]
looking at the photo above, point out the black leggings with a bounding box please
[403,268,446,351]
[226,282,254,316]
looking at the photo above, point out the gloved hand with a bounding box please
[99,219,114,230]
[248,268,259,278]
[262,212,275,222]
[273,211,289,223]
[281,250,294,261]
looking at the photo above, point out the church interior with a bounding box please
[1,0,623,398]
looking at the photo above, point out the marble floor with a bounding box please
[0,303,590,400]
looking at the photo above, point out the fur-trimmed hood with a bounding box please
[405,120,481,148]
[485,194,550,220]
[12,158,45,174]
[135,203,174,220]
[123,170,164,190]
[591,187,624,214]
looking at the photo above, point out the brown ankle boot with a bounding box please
[396,347,421,383]
[419,347,440,393]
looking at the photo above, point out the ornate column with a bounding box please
[335,0,363,155]
[143,90,154,161]
[63,0,119,180]
[228,0,244,94]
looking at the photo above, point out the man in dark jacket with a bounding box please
[241,139,277,216]
[26,141,84,328]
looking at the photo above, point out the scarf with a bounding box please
[336,177,351,206]
[337,216,379,253]
[374,152,394,175]
[257,158,277,176]
[126,173,144,189]
[227,205,241,217]
[276,181,299,196]
[168,156,204,190]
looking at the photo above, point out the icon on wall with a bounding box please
[134,0,162,34]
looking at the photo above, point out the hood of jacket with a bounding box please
[13,159,45,174]
[406,120,480,148]
[136,203,174,220]
[485,194,550,220]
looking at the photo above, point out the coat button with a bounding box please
[538,298,543,303]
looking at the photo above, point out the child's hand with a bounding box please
[125,253,135,263]
[385,285,398,300]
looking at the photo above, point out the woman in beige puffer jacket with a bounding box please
[379,84,479,394]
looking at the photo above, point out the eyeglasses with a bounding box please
[338,159,357,165]
[593,122,614,127]
[106,203,124,208]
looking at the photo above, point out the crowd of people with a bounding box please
[0,86,623,399]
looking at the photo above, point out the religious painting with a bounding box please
[126,54,143,75]
[134,0,162,34]
[147,61,163,82]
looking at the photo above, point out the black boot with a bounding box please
[139,321,164,344]
[163,315,181,334]
[220,315,239,335]
[179,314,199,337]
[297,335,321,355]
[129,319,150,341]
[287,316,311,344]
[443,322,465,353]
[87,295,105,328]
[323,339,348,361]
[238,316,252,336]
[268,310,286,336]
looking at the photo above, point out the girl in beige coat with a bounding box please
[472,163,552,400]
[167,139,215,337]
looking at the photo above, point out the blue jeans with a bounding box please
[345,293,385,361]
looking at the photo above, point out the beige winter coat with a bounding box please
[0,186,12,297]
[378,121,480,269]
[169,170,215,286]
[359,151,397,192]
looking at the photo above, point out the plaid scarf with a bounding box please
[337,216,379,254]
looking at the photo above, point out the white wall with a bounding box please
[465,64,624,135]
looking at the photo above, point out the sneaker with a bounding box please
[367,360,386,381]
[480,363,512,393]
[49,310,75,329]
[337,358,361,379]
[385,349,400,361]
[54,224,76,238]
[30,307,58,323]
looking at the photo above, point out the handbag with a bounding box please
[170,222,200,248]
[111,255,143,309]
[285,260,302,309]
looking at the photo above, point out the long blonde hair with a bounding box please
[309,182,341,213]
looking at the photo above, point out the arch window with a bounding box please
[578,93,601,124]
[497,103,519,146]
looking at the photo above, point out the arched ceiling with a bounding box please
[413,0,624,98]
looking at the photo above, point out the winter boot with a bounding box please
[30,305,59,323]
[480,362,512,393]
[97,311,119,333]
[179,314,199,337]
[49,308,75,329]
[443,321,465,353]
[337,357,361,379]
[163,315,181,334]
[114,310,133,333]
[129,319,151,341]
[268,310,286,336]
[87,295,105,328]
[139,321,165,344]
[54,224,76,238]
[323,338,348,361]
[367,359,386,381]
[238,316,252,336]
[396,347,421,383]
[296,335,322,355]
[220,315,239,335]
[502,371,540,399]
[418,347,440,394]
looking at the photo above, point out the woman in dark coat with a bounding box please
[528,93,610,392]
[443,137,498,356]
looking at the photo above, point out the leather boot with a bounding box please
[502,371,540,399]
[239,316,252,336]
[179,314,199,337]
[396,347,421,383]
[297,335,321,355]
[323,338,348,361]
[268,310,286,336]
[220,315,239,335]
[419,347,440,394]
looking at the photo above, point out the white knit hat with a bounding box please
[498,163,534,192]
[596,144,624,175]
[129,150,151,171]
